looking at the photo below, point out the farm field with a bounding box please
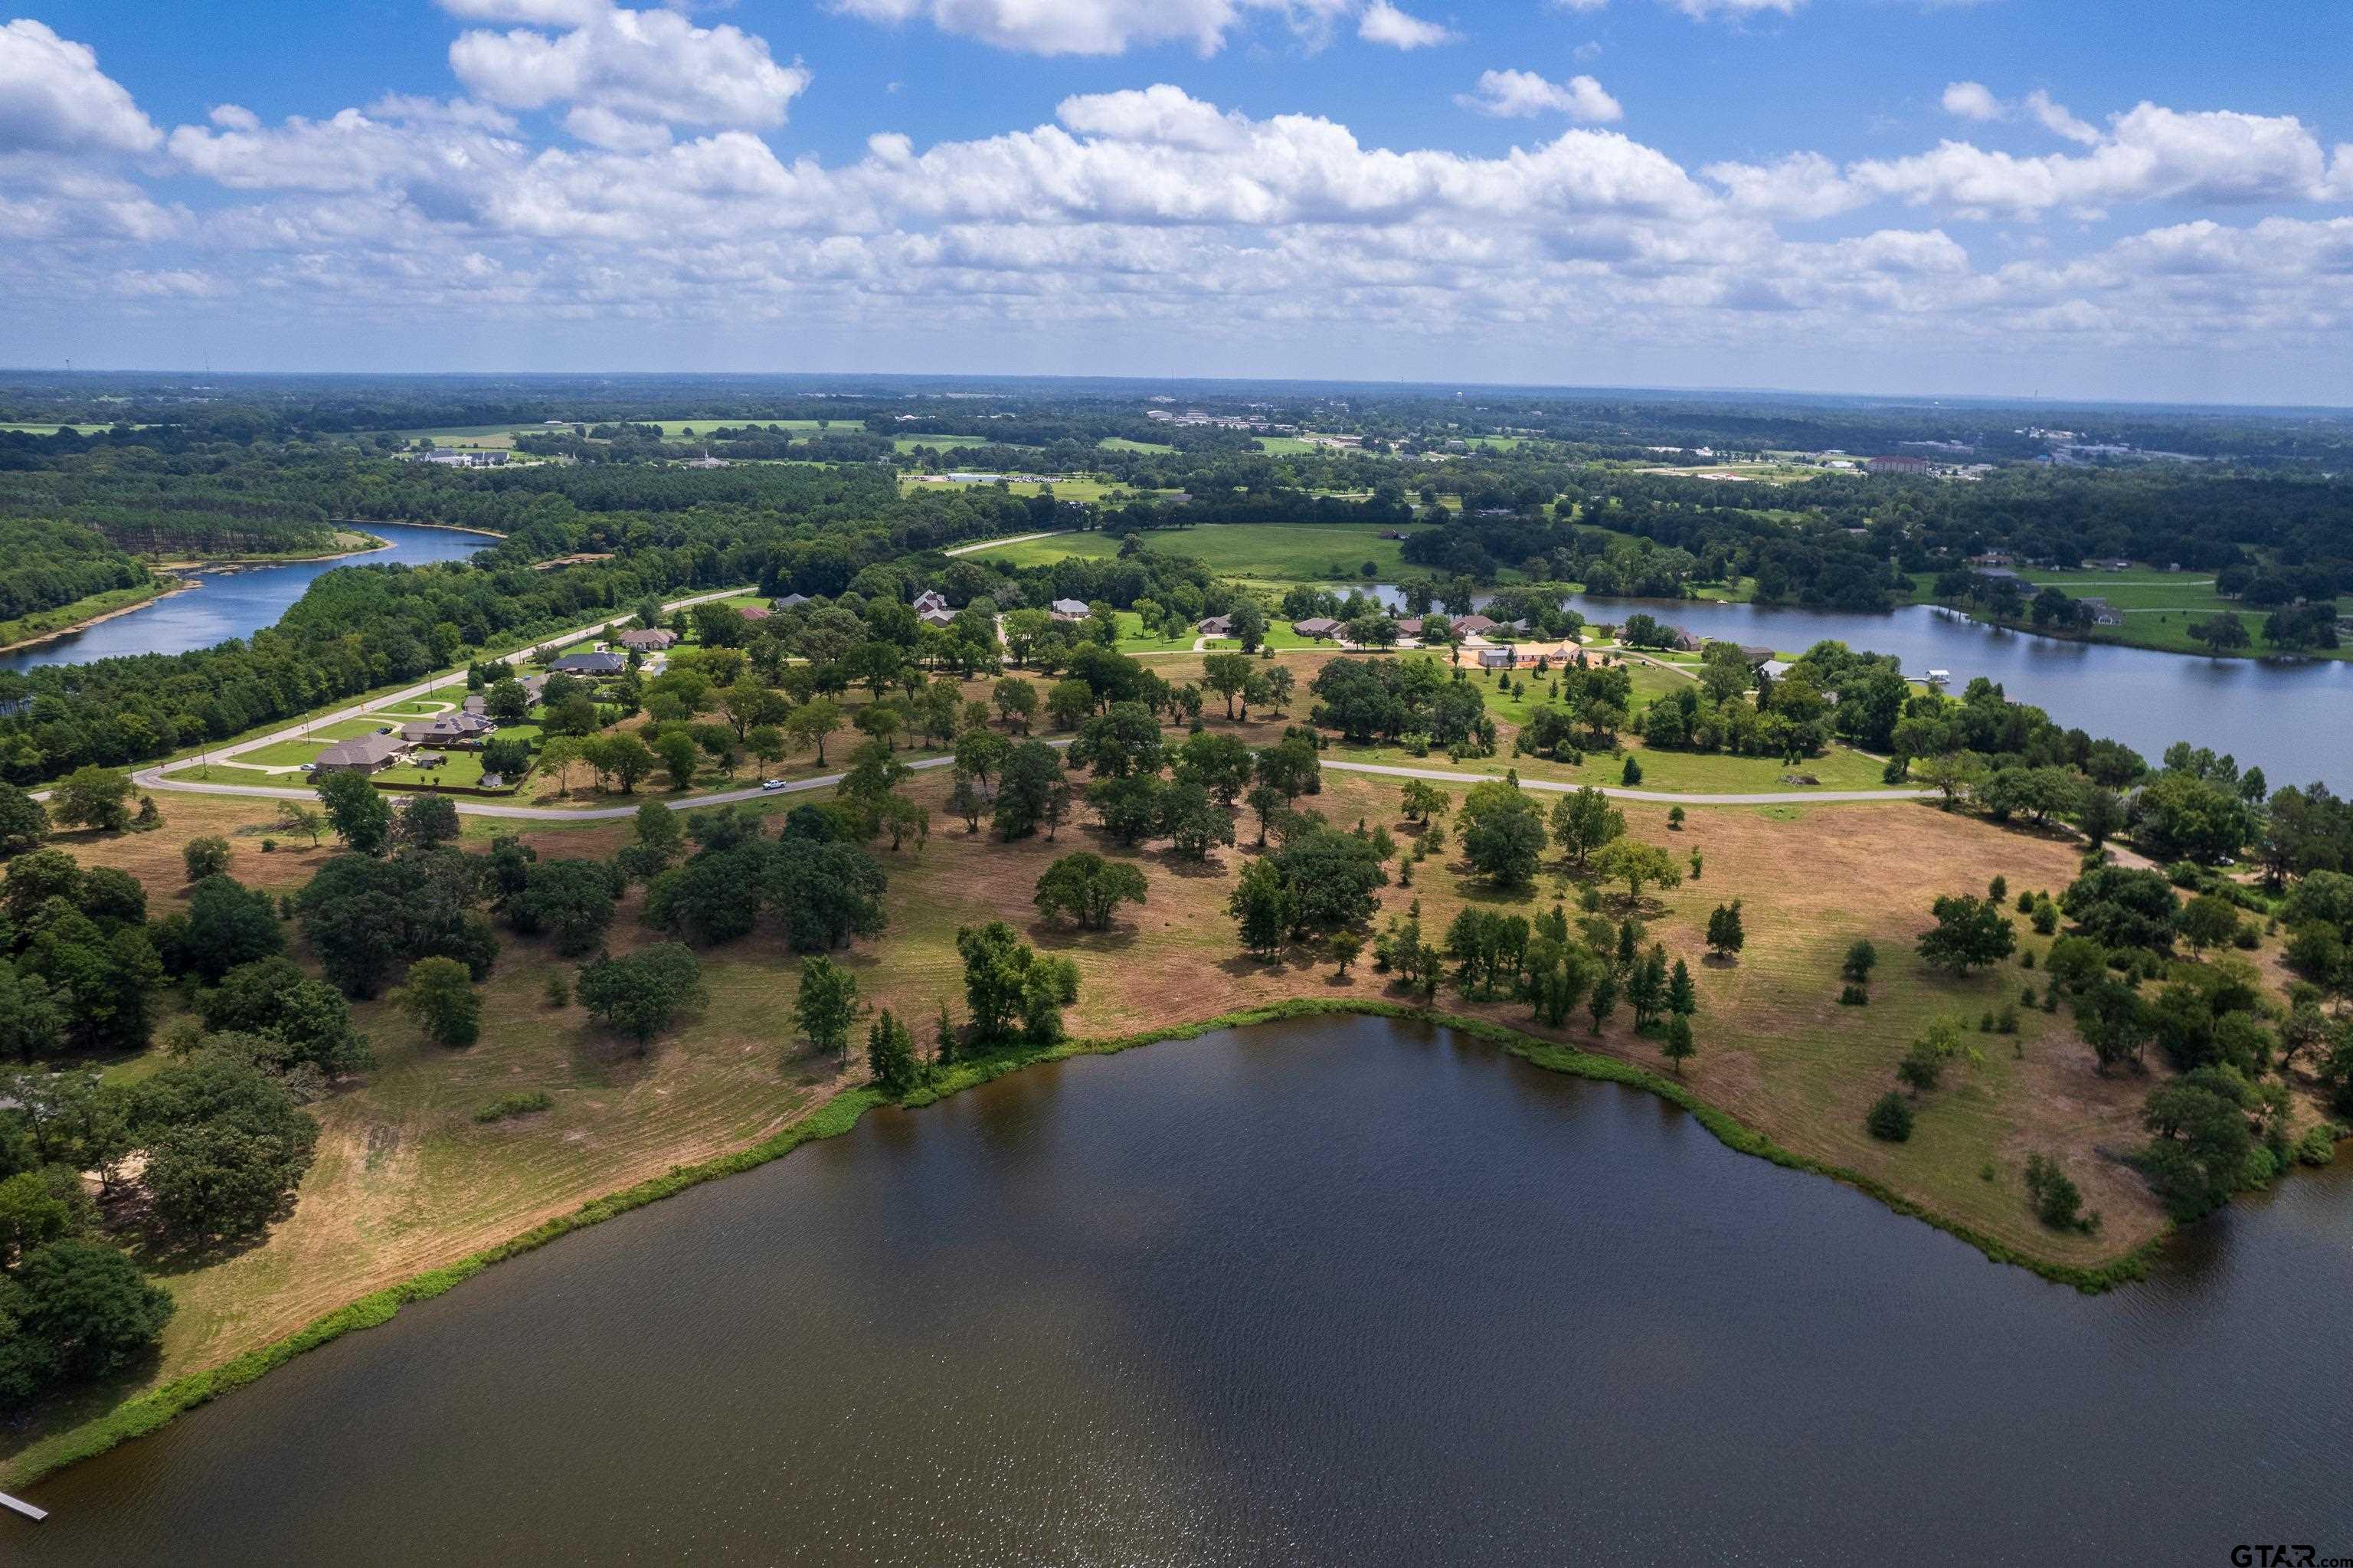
[1098,437,1175,453]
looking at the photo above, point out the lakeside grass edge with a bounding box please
[0,997,2170,1495]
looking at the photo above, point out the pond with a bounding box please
[0,524,493,675]
[15,1016,2350,1563]
[1361,586,2353,787]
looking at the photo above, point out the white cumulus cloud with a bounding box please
[446,0,810,149]
[1457,70,1622,123]
[1357,1,1456,49]
[0,18,160,155]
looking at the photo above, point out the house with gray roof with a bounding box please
[313,734,410,774]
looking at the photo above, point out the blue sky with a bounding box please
[4,0,2351,401]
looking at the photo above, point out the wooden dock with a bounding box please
[0,1489,47,1522]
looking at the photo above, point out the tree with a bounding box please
[992,740,1067,841]
[2187,613,2250,654]
[6,1240,174,1389]
[1329,931,1363,977]
[1550,787,1624,869]
[391,956,481,1047]
[1867,1091,1913,1142]
[1399,779,1449,823]
[1228,600,1268,653]
[1458,780,1548,889]
[194,956,368,1076]
[484,676,532,723]
[1591,839,1682,903]
[1254,735,1321,803]
[136,1054,319,1238]
[656,730,701,791]
[184,836,232,881]
[2140,1070,2255,1219]
[1070,702,1163,778]
[0,783,47,859]
[578,944,705,1046]
[1841,938,1878,985]
[1174,731,1255,805]
[1705,900,1745,961]
[1034,852,1148,931]
[1159,780,1236,861]
[315,770,391,855]
[954,921,1074,1045]
[954,728,1010,790]
[786,698,844,765]
[2060,865,2179,951]
[1621,755,1644,787]
[866,1010,920,1096]
[2175,893,2240,956]
[794,955,861,1058]
[49,767,132,833]
[273,799,326,849]
[506,858,624,956]
[993,676,1039,732]
[1661,1013,1694,1074]
[392,792,460,853]
[1896,1042,1945,1097]
[1229,858,1294,959]
[1667,957,1697,1016]
[1586,970,1618,1035]
[159,874,284,983]
[1916,894,2015,975]
[1201,653,1255,719]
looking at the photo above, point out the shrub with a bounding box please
[260,839,277,853]
[1838,984,1869,1007]
[2020,949,2035,970]
[2024,1153,2099,1232]
[474,1091,554,1124]
[1997,1006,2019,1035]
[1866,1092,1913,1142]
[2297,1125,2339,1167]
[183,836,232,882]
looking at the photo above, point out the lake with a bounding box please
[0,524,493,675]
[1364,587,2353,788]
[15,1016,2350,1563]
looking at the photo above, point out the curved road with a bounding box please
[128,581,1932,820]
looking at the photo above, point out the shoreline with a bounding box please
[1921,599,2351,664]
[0,578,188,655]
[0,997,2176,1498]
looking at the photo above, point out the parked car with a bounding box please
[761,778,789,791]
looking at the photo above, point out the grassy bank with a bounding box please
[0,992,2168,1494]
[0,578,172,652]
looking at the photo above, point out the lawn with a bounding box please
[965,532,1124,570]
[1114,611,1202,653]
[1098,437,1174,453]
[1255,436,1319,455]
[0,422,149,435]
[237,738,332,768]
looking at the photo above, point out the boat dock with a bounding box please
[0,1490,47,1522]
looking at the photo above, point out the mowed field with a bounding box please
[17,732,2184,1465]
[974,522,1434,581]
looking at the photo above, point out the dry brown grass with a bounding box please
[11,718,2297,1470]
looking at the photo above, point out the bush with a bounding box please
[2020,949,2035,969]
[2024,1153,2099,1232]
[183,836,232,882]
[1867,1092,1913,1142]
[473,1091,553,1124]
[2231,923,2260,950]
[1838,984,1869,1006]
[260,839,277,853]
[1997,1006,2019,1035]
[2297,1125,2340,1167]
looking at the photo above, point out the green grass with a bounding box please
[1255,436,1318,455]
[1113,611,1202,653]
[1335,735,1896,795]
[474,1091,555,1124]
[376,751,493,790]
[1098,437,1174,453]
[237,738,332,768]
[0,579,166,649]
[976,522,1435,583]
[0,422,149,436]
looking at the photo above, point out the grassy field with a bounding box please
[902,475,1133,503]
[1255,436,1319,455]
[1098,437,1174,453]
[1917,569,2348,661]
[974,522,1433,582]
[0,422,150,436]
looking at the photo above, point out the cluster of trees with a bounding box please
[1310,658,1493,752]
[0,518,152,624]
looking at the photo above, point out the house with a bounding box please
[550,650,626,677]
[1196,616,1232,637]
[774,593,810,609]
[617,627,679,652]
[918,607,957,629]
[1050,597,1092,623]
[1464,640,1580,671]
[2079,597,2126,627]
[1759,660,1794,679]
[1867,454,1934,475]
[912,589,950,614]
[401,712,496,748]
[737,604,771,622]
[2088,557,2136,571]
[463,695,486,715]
[1451,614,1500,637]
[1291,617,1342,640]
[1738,645,1776,667]
[313,734,410,774]
[1965,551,2014,568]
[1972,566,2021,582]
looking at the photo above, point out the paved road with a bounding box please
[131,587,751,802]
[1318,758,1929,806]
[943,531,1067,558]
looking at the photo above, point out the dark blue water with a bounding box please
[1365,586,2353,787]
[0,523,492,674]
[16,1016,2351,1564]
